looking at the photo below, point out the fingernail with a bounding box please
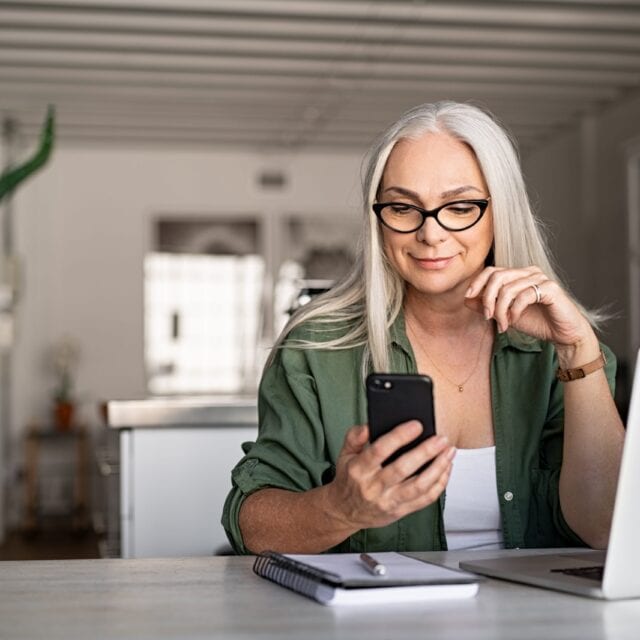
[465,287,473,298]
[446,447,457,460]
[484,307,492,320]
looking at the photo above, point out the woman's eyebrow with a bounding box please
[440,185,483,199]
[381,186,420,199]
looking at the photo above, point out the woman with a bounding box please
[222,101,624,555]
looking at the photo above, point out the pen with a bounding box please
[359,552,387,576]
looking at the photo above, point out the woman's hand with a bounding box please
[464,266,596,356]
[325,421,455,531]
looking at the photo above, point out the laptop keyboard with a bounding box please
[550,565,604,581]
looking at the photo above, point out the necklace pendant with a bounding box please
[458,385,464,392]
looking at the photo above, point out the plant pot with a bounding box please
[54,401,75,431]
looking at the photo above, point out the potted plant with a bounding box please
[47,336,80,431]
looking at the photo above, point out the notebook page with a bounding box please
[285,552,476,585]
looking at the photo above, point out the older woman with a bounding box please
[222,101,624,555]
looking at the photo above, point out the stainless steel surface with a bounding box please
[2,2,640,153]
[106,396,258,428]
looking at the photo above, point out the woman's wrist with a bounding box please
[318,483,360,539]
[554,334,601,370]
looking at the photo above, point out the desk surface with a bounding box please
[1,549,639,639]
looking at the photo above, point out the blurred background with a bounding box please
[0,0,639,559]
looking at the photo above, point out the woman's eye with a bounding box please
[447,205,476,215]
[390,204,412,213]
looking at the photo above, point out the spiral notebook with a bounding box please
[253,551,479,606]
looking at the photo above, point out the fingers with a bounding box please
[378,433,451,484]
[509,281,550,325]
[342,424,370,456]
[365,420,424,467]
[338,420,424,494]
[465,266,496,299]
[383,446,456,519]
[466,266,547,333]
[492,275,546,333]
[333,425,455,529]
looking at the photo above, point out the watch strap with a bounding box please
[556,350,607,382]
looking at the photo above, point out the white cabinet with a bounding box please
[109,398,257,558]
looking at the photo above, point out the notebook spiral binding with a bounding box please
[253,552,339,601]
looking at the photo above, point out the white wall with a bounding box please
[6,145,362,525]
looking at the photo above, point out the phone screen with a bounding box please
[366,373,436,468]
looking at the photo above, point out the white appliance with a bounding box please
[107,397,257,558]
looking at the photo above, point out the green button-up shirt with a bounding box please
[222,314,616,554]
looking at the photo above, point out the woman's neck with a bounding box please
[404,287,487,337]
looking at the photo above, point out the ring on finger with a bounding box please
[530,283,542,304]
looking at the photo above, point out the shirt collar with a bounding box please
[390,310,413,355]
[493,327,543,353]
[391,308,542,356]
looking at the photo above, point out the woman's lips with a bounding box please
[412,255,454,270]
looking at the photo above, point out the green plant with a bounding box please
[47,336,80,404]
[0,107,54,203]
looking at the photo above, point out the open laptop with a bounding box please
[460,348,640,600]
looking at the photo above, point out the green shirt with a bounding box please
[222,314,616,554]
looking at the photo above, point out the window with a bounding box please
[144,213,358,396]
[145,219,263,395]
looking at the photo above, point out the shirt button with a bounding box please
[504,491,514,502]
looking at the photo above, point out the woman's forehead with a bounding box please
[381,132,486,194]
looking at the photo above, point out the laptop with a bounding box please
[460,348,640,600]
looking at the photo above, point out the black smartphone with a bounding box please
[366,373,436,469]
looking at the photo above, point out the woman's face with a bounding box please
[377,131,494,300]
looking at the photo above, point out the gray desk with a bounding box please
[1,550,639,639]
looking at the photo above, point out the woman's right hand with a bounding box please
[325,421,456,531]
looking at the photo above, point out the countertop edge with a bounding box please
[106,398,258,428]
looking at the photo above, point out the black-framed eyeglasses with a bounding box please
[372,197,491,233]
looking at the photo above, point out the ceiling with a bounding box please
[1,0,640,155]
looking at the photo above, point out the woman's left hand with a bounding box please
[464,266,594,349]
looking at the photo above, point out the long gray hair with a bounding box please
[267,101,593,374]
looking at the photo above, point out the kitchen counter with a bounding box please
[106,396,257,428]
[103,396,258,558]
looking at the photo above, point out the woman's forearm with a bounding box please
[238,486,357,554]
[557,341,625,549]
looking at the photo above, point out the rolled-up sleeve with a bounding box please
[221,345,332,554]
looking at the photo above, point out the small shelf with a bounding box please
[23,424,90,534]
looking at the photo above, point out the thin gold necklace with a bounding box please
[407,318,491,393]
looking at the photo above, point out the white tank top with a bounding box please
[443,446,505,551]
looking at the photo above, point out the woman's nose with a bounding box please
[416,216,448,244]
